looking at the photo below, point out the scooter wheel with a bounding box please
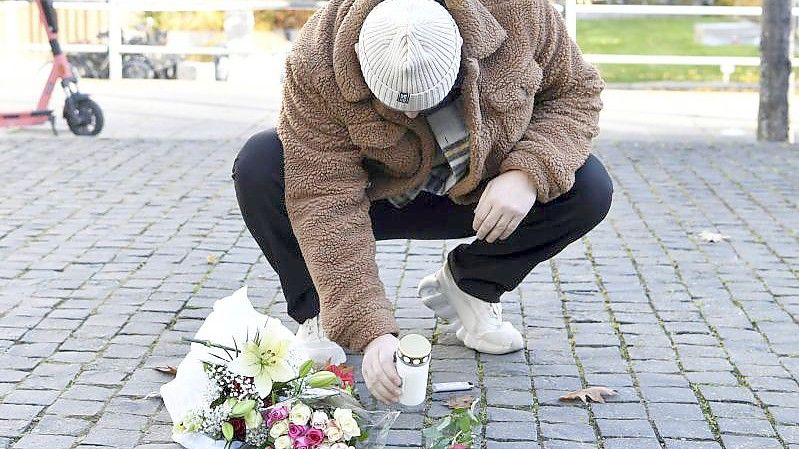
[64,98,104,136]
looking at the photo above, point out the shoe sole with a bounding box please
[455,326,524,355]
[419,267,523,354]
[418,271,460,324]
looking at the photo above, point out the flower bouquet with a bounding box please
[161,287,400,449]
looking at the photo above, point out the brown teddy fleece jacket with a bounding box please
[276,0,606,351]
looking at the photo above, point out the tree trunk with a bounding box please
[758,0,795,142]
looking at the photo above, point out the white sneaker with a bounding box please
[417,259,524,354]
[295,316,347,365]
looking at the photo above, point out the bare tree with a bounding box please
[758,0,795,142]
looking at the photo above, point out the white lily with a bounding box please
[228,328,295,398]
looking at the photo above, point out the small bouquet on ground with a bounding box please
[161,286,399,449]
[422,395,480,449]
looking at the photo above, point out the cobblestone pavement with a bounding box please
[0,135,797,449]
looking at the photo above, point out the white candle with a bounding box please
[395,334,432,406]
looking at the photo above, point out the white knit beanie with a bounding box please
[356,0,463,112]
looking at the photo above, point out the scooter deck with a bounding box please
[1,109,53,119]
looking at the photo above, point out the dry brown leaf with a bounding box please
[559,386,617,404]
[153,366,177,375]
[698,230,730,243]
[446,394,475,409]
[207,255,218,265]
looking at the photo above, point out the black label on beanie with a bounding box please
[397,92,410,104]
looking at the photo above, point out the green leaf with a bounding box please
[435,416,452,432]
[221,422,234,441]
[298,360,314,377]
[466,408,480,424]
[244,409,263,429]
[210,396,226,408]
[231,399,256,417]
[422,426,441,440]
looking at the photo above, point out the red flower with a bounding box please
[305,427,324,445]
[324,363,355,388]
[230,418,246,440]
[450,444,468,449]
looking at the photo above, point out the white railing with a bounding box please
[562,1,799,82]
[16,0,327,79]
[8,1,794,82]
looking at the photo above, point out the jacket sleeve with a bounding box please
[276,56,399,352]
[498,0,606,203]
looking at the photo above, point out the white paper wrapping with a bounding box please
[160,286,307,449]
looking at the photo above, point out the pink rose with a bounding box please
[305,427,324,446]
[451,444,469,449]
[266,406,289,427]
[288,423,307,439]
[292,436,311,449]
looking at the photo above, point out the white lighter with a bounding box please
[432,381,475,393]
[395,334,432,406]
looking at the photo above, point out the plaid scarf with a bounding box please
[387,66,470,209]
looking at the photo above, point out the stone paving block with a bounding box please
[542,439,596,449]
[82,428,143,448]
[0,421,29,438]
[33,415,92,436]
[654,419,715,440]
[716,417,776,436]
[604,437,662,449]
[486,422,537,442]
[779,425,799,444]
[770,407,799,425]
[721,435,784,449]
[596,419,656,438]
[487,441,540,449]
[0,404,43,421]
[2,389,60,405]
[664,440,721,449]
[46,399,104,417]
[141,423,174,444]
[487,406,536,423]
[539,422,596,443]
[11,434,75,449]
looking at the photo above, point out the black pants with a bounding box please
[232,128,613,324]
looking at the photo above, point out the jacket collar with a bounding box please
[332,0,508,103]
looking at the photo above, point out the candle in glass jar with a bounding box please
[395,334,432,406]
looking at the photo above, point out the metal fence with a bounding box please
[4,0,796,82]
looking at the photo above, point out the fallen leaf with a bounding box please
[446,394,475,409]
[153,366,177,375]
[698,230,730,243]
[207,255,218,264]
[559,386,617,404]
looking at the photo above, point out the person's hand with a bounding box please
[473,170,537,243]
[362,334,402,404]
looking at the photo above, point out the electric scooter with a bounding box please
[0,0,104,136]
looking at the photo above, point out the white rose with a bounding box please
[311,410,329,430]
[333,408,360,439]
[329,444,349,449]
[269,419,289,438]
[338,417,360,440]
[325,420,343,442]
[274,435,292,449]
[289,402,312,426]
[332,408,353,423]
